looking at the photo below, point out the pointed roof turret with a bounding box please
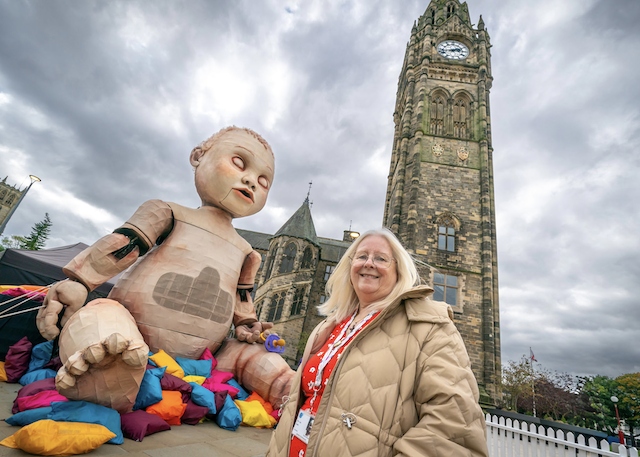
[273,197,319,246]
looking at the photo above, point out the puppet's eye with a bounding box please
[258,176,269,189]
[232,157,245,169]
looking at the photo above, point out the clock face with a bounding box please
[437,40,469,60]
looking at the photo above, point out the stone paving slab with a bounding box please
[0,381,272,456]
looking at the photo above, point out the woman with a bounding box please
[267,228,488,457]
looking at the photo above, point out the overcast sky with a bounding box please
[1,0,638,380]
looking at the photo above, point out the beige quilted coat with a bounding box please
[266,285,488,457]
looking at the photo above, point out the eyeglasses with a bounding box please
[349,252,396,269]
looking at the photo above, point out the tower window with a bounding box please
[6,193,16,205]
[433,273,458,306]
[266,291,286,321]
[323,265,335,281]
[453,98,470,139]
[301,247,314,269]
[279,243,297,274]
[430,95,445,136]
[438,225,455,251]
[447,4,455,18]
[290,288,305,315]
[263,255,275,281]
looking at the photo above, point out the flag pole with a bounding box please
[530,347,536,418]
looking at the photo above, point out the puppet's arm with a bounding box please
[36,200,174,339]
[234,250,273,343]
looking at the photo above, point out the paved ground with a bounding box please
[0,381,272,456]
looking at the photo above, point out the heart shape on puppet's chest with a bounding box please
[152,267,233,324]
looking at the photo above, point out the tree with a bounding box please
[578,375,618,434]
[615,372,640,445]
[18,213,52,250]
[502,356,534,411]
[0,235,26,251]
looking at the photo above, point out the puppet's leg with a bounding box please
[215,338,295,409]
[55,299,148,414]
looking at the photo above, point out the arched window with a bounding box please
[430,95,445,136]
[437,213,458,252]
[290,288,305,315]
[266,291,286,321]
[447,4,455,18]
[279,243,297,274]
[301,247,314,269]
[263,255,275,281]
[433,272,458,306]
[6,193,15,205]
[0,189,6,200]
[453,97,470,139]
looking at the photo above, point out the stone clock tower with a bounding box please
[383,0,500,405]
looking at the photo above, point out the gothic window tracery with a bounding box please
[301,247,314,269]
[453,96,471,139]
[430,94,445,136]
[436,213,459,252]
[6,193,15,205]
[267,291,286,321]
[290,288,305,315]
[279,242,297,274]
[0,189,6,200]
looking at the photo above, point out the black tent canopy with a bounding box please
[0,243,118,359]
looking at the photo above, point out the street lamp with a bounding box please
[611,396,625,445]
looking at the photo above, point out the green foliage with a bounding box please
[0,235,26,251]
[18,213,52,250]
[615,372,640,440]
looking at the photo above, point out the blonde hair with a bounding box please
[192,126,274,157]
[317,227,420,323]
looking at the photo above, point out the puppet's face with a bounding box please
[192,130,274,218]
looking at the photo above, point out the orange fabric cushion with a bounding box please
[146,390,186,426]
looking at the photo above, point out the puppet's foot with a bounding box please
[55,299,149,414]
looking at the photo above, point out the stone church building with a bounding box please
[239,0,501,406]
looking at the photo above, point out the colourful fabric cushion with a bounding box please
[148,350,184,378]
[5,406,52,426]
[0,361,6,381]
[216,393,242,431]
[199,348,218,371]
[202,370,239,397]
[146,390,186,426]
[160,372,192,402]
[133,366,165,410]
[0,419,115,455]
[227,378,250,400]
[4,336,33,382]
[245,391,274,415]
[19,368,57,385]
[181,399,209,425]
[12,377,56,414]
[27,340,54,372]
[183,375,206,384]
[120,409,171,442]
[176,357,212,377]
[48,400,124,445]
[189,382,217,414]
[17,390,68,411]
[235,398,277,428]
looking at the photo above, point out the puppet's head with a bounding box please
[190,126,274,218]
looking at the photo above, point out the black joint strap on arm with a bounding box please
[238,286,254,302]
[111,227,150,259]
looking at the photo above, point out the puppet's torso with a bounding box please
[108,202,252,359]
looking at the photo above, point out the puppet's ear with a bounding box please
[190,147,204,167]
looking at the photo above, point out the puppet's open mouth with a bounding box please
[236,188,254,202]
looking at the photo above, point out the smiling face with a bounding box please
[349,235,398,308]
[191,129,275,218]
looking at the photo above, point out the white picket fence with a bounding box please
[486,414,639,457]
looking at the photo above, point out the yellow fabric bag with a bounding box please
[149,349,185,378]
[0,419,115,456]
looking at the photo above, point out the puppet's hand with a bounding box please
[36,280,88,340]
[236,321,274,344]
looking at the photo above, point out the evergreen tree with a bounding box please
[19,213,52,250]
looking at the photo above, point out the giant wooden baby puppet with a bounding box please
[35,126,295,413]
